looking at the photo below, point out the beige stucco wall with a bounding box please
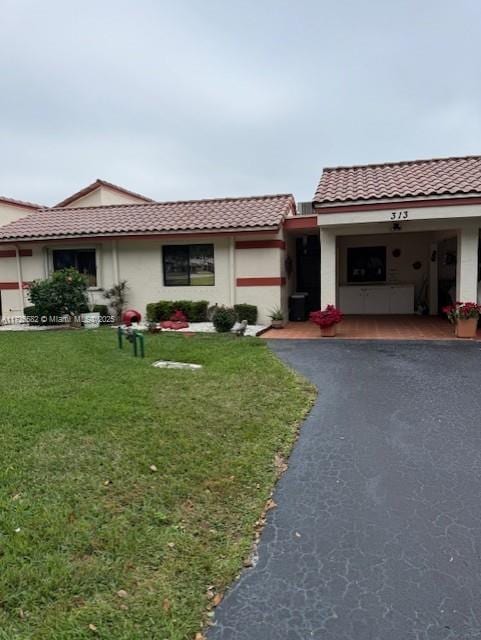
[65,186,148,208]
[337,232,431,300]
[0,202,37,226]
[117,236,233,316]
[0,233,286,324]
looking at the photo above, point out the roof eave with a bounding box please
[0,225,281,244]
[313,191,481,208]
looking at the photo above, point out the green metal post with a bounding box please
[117,326,123,349]
[137,332,145,358]
[133,332,138,357]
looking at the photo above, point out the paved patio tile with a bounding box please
[263,315,481,340]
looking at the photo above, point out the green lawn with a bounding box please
[0,330,313,640]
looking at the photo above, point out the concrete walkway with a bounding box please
[208,340,481,640]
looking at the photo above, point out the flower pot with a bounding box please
[82,312,101,329]
[320,324,337,337]
[271,320,284,329]
[455,317,478,339]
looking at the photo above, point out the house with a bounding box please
[0,155,480,325]
[0,179,295,324]
[311,155,481,315]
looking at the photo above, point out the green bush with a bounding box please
[191,300,209,322]
[22,305,46,325]
[146,300,209,322]
[234,303,258,325]
[28,268,88,322]
[212,306,237,333]
[146,303,159,322]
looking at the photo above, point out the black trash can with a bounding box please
[289,292,308,321]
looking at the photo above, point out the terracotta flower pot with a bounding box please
[320,324,337,337]
[455,317,478,339]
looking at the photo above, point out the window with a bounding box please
[52,248,97,287]
[347,246,386,283]
[163,244,215,286]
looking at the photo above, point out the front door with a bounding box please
[296,236,320,312]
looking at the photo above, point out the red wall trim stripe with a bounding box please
[236,277,286,287]
[0,249,32,258]
[283,216,318,229]
[235,240,286,249]
[235,240,285,250]
[0,281,31,290]
[315,195,481,214]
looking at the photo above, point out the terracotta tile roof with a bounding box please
[0,195,44,210]
[0,194,294,241]
[314,155,481,204]
[55,178,154,207]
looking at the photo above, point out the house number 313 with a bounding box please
[390,210,408,220]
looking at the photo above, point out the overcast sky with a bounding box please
[1,0,481,206]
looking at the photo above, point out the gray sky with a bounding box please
[1,0,481,205]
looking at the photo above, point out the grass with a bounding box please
[0,329,313,639]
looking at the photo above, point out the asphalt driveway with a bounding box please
[208,340,481,640]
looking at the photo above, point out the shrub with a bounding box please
[146,303,161,322]
[28,268,88,322]
[234,303,258,325]
[22,305,46,325]
[212,306,237,333]
[191,300,209,322]
[103,280,128,323]
[170,309,188,323]
[146,300,209,323]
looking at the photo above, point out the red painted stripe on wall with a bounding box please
[236,277,286,287]
[283,216,318,229]
[235,240,286,250]
[0,282,31,290]
[0,249,33,258]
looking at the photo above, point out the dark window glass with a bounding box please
[52,249,97,286]
[163,244,215,286]
[347,246,386,283]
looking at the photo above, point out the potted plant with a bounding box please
[443,301,481,338]
[309,305,343,337]
[269,306,284,329]
[82,292,101,329]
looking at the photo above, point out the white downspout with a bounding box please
[112,239,120,283]
[15,245,24,314]
[229,237,236,306]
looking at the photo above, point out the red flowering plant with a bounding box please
[309,305,343,328]
[159,309,189,330]
[442,301,481,324]
[170,309,188,323]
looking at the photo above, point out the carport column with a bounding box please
[456,225,479,302]
[320,228,336,308]
[429,241,438,315]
